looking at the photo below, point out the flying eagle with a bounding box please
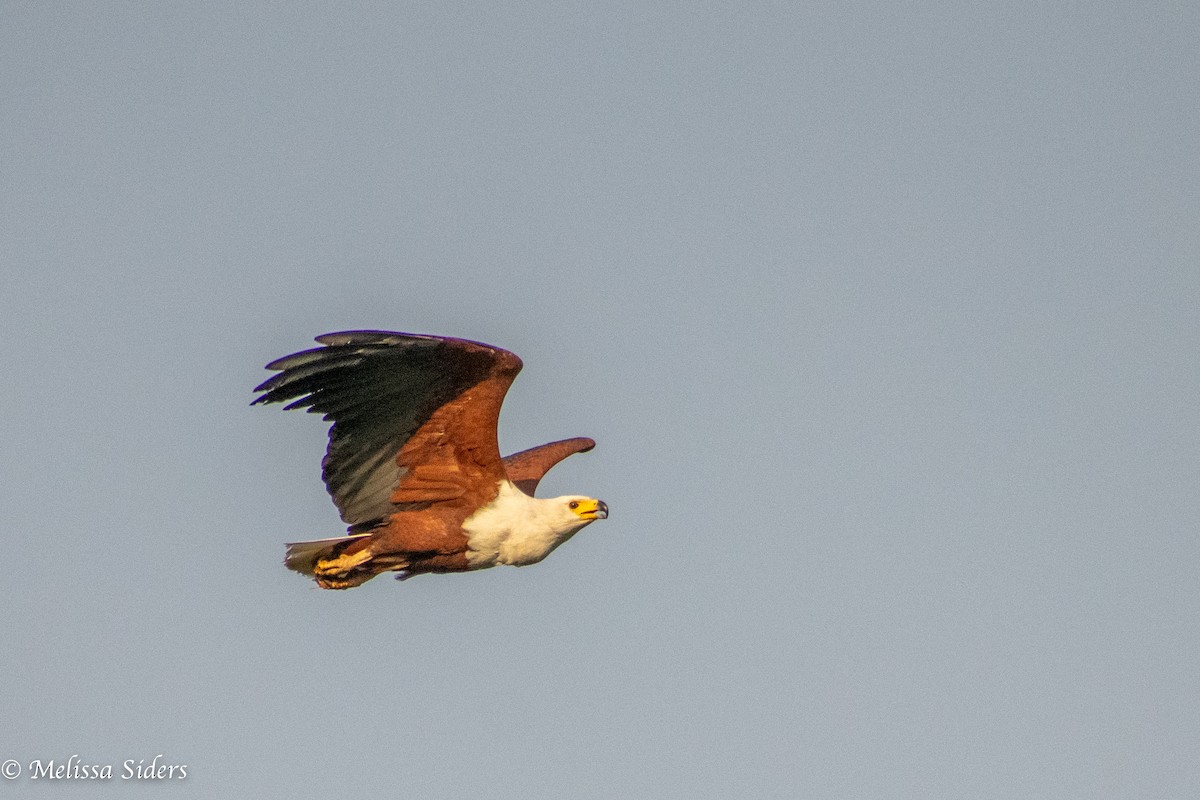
[253,330,607,589]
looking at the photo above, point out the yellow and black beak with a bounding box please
[572,499,609,521]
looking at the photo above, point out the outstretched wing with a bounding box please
[503,437,595,496]
[253,331,522,527]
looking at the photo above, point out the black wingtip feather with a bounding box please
[314,330,440,347]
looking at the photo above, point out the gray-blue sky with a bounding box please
[2,2,1197,797]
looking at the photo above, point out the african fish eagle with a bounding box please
[253,330,607,589]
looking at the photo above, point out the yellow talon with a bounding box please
[313,548,372,577]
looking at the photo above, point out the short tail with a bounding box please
[285,533,384,590]
[283,534,365,575]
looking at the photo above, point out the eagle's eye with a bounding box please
[568,501,579,510]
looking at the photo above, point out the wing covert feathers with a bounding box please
[503,437,596,496]
[253,331,522,526]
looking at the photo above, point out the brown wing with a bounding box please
[252,330,522,528]
[503,437,596,496]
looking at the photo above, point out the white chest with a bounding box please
[462,481,587,569]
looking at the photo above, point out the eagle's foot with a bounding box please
[314,548,371,576]
[314,572,374,590]
[312,548,374,589]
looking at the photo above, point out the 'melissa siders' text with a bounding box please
[27,754,187,780]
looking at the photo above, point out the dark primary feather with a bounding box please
[253,331,521,526]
